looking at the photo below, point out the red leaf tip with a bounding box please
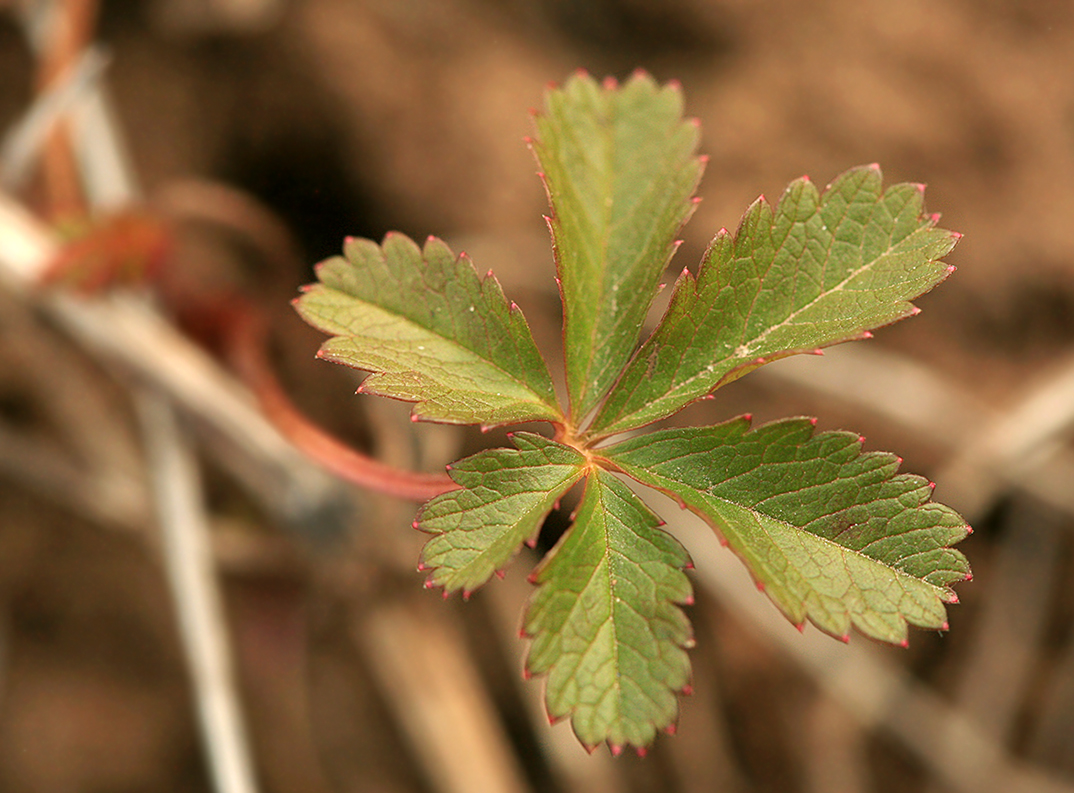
[965,572,974,581]
[602,75,618,90]
[899,639,910,649]
[951,231,964,240]
[494,569,506,580]
[861,330,874,339]
[412,521,421,530]
[665,723,678,736]
[636,746,649,758]
[867,162,881,172]
[416,560,426,570]
[839,634,850,644]
[681,684,694,696]
[609,744,623,757]
[941,621,950,631]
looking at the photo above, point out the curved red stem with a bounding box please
[226,303,458,502]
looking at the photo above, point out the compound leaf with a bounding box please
[524,469,693,751]
[533,70,702,423]
[418,433,586,594]
[295,233,561,427]
[603,417,970,644]
[590,166,959,437]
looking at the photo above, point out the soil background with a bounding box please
[3,1,1074,792]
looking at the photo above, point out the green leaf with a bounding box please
[603,417,970,644]
[418,433,586,594]
[524,469,693,750]
[589,166,959,437]
[532,71,703,423]
[295,233,561,427]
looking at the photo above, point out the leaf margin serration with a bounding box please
[522,467,694,752]
[600,415,971,644]
[417,432,587,595]
[531,69,704,425]
[294,231,562,428]
[588,165,961,438]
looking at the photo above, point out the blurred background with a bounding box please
[2,0,1074,791]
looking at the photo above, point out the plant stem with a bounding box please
[226,302,458,502]
[33,0,99,222]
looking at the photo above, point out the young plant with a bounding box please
[294,71,971,754]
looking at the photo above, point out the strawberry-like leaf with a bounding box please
[524,469,693,750]
[603,417,970,643]
[295,233,561,427]
[589,166,959,438]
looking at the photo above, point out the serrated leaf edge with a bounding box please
[521,468,694,751]
[296,232,563,428]
[586,166,961,439]
[599,415,971,643]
